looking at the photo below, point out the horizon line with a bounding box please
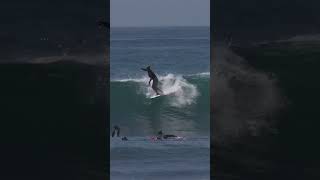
[110,25,210,28]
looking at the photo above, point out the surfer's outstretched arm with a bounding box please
[141,68,147,71]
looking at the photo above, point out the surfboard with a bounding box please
[150,91,175,99]
[150,94,161,99]
[150,136,185,141]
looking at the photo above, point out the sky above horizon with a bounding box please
[111,0,210,27]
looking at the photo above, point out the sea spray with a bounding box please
[113,74,200,107]
[110,73,209,136]
[150,74,198,107]
[212,46,286,142]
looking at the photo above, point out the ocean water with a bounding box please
[110,27,210,180]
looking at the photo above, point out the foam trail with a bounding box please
[143,74,199,107]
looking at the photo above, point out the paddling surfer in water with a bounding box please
[141,66,163,95]
[112,126,120,137]
[112,125,128,141]
[156,130,178,140]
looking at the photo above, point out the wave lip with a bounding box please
[112,73,201,107]
[111,77,149,83]
[186,72,210,78]
[111,71,210,82]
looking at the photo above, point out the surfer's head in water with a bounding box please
[141,66,163,95]
[157,130,163,140]
[112,125,120,137]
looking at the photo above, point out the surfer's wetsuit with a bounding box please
[112,126,120,137]
[157,130,177,140]
[112,126,128,140]
[141,66,162,95]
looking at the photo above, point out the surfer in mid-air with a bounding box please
[141,66,163,95]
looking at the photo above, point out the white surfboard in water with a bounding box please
[150,91,175,99]
[150,94,161,99]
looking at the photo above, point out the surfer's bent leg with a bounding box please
[152,79,160,95]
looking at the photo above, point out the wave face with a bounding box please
[111,73,210,136]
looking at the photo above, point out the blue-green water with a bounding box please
[110,27,210,79]
[110,27,210,180]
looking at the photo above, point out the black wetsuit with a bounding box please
[141,66,162,95]
[112,126,120,137]
[148,71,159,93]
[157,131,177,139]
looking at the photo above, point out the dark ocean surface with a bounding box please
[110,27,210,180]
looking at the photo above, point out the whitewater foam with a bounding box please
[157,74,199,107]
[112,74,200,107]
